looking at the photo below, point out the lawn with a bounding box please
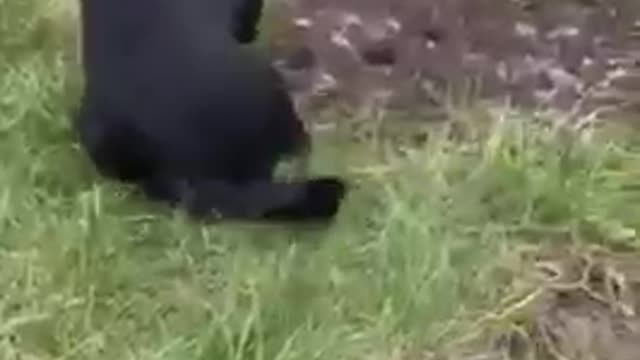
[2,1,640,359]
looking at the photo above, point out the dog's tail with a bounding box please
[141,176,347,222]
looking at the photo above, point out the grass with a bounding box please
[2,1,640,359]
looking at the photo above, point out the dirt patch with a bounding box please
[267,0,640,122]
[435,244,640,360]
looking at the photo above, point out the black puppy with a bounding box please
[74,0,346,221]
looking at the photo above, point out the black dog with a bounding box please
[74,0,346,221]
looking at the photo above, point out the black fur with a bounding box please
[74,0,346,222]
[231,0,264,43]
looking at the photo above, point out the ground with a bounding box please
[2,1,640,359]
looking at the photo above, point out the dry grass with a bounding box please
[434,243,640,360]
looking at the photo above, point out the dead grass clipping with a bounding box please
[436,243,640,360]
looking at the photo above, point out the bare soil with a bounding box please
[267,0,640,122]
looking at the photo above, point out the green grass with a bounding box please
[2,1,640,359]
